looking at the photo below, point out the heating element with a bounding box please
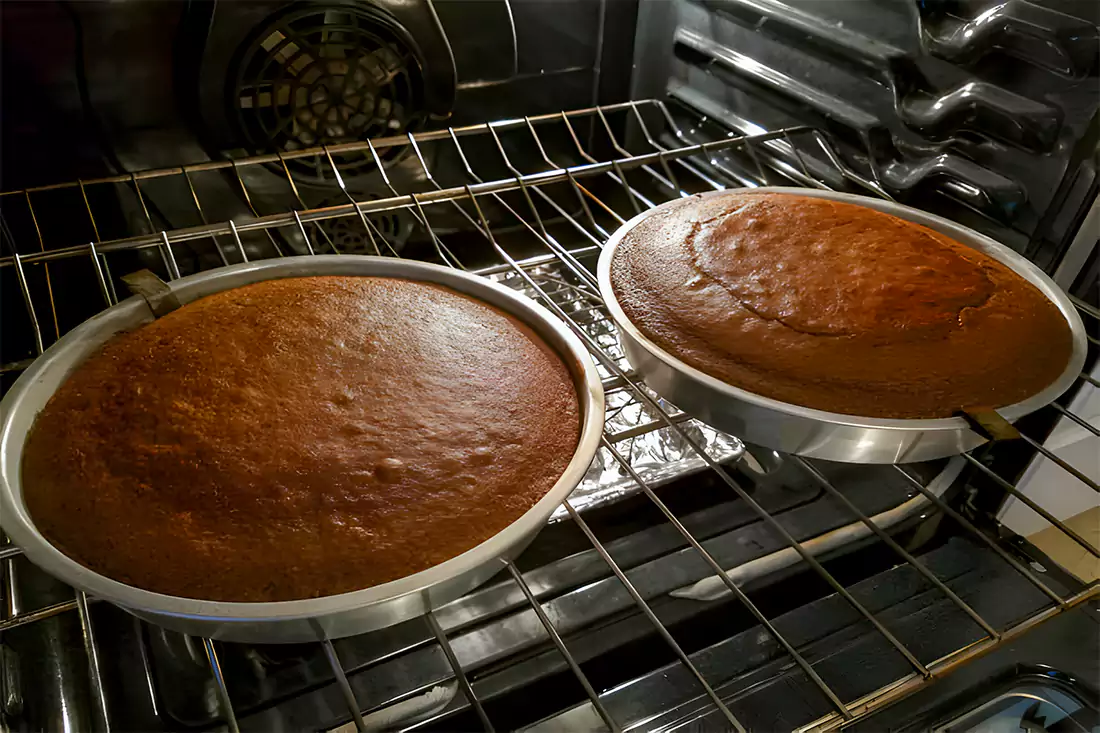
[0,99,1097,732]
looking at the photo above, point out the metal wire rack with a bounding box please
[0,98,1097,732]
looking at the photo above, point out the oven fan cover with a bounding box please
[309,194,414,255]
[228,3,427,184]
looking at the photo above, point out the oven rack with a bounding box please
[0,99,1096,733]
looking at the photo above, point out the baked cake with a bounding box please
[23,276,581,602]
[609,192,1073,419]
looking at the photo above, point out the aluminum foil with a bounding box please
[490,262,745,521]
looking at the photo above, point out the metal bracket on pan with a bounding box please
[961,409,1023,443]
[121,270,182,318]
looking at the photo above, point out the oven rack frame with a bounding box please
[0,98,1096,733]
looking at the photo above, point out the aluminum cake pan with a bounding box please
[597,188,1087,464]
[0,255,605,643]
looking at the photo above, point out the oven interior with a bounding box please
[0,1,1098,731]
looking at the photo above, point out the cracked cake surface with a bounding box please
[609,192,1073,419]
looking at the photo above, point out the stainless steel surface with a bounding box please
[525,585,1099,733]
[671,457,966,602]
[563,499,748,733]
[0,255,604,643]
[0,97,1096,732]
[502,558,620,733]
[597,187,1089,464]
[631,0,1100,270]
[930,682,1094,732]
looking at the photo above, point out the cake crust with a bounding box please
[24,276,581,602]
[609,192,1073,419]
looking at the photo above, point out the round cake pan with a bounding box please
[597,187,1087,464]
[0,256,605,642]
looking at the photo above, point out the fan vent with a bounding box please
[230,5,425,182]
[310,195,411,254]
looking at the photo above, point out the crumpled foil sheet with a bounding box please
[490,263,745,521]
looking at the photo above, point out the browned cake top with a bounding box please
[24,276,581,602]
[610,192,1073,419]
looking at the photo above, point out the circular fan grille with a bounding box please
[310,195,412,255]
[230,5,425,182]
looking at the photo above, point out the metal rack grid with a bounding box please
[0,99,1097,732]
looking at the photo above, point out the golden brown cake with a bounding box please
[609,192,1073,419]
[23,276,581,602]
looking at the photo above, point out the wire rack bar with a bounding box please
[226,220,249,263]
[0,101,663,197]
[893,466,1065,603]
[1050,401,1100,438]
[503,559,621,733]
[11,254,44,354]
[0,125,807,269]
[598,436,853,719]
[76,591,111,733]
[133,618,160,719]
[796,583,1098,732]
[563,499,749,733]
[88,243,116,306]
[19,193,59,341]
[426,611,495,733]
[961,453,1099,558]
[181,170,233,267]
[322,640,367,733]
[1018,432,1100,493]
[452,164,931,679]
[202,639,240,733]
[1,544,18,620]
[1070,294,1100,319]
[792,457,1001,639]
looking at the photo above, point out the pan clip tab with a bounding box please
[960,408,1022,442]
[121,269,182,318]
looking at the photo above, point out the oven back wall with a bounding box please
[630,0,1100,276]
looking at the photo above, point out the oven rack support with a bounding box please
[1,99,1097,733]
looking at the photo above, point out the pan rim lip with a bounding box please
[0,255,606,623]
[596,186,1088,434]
